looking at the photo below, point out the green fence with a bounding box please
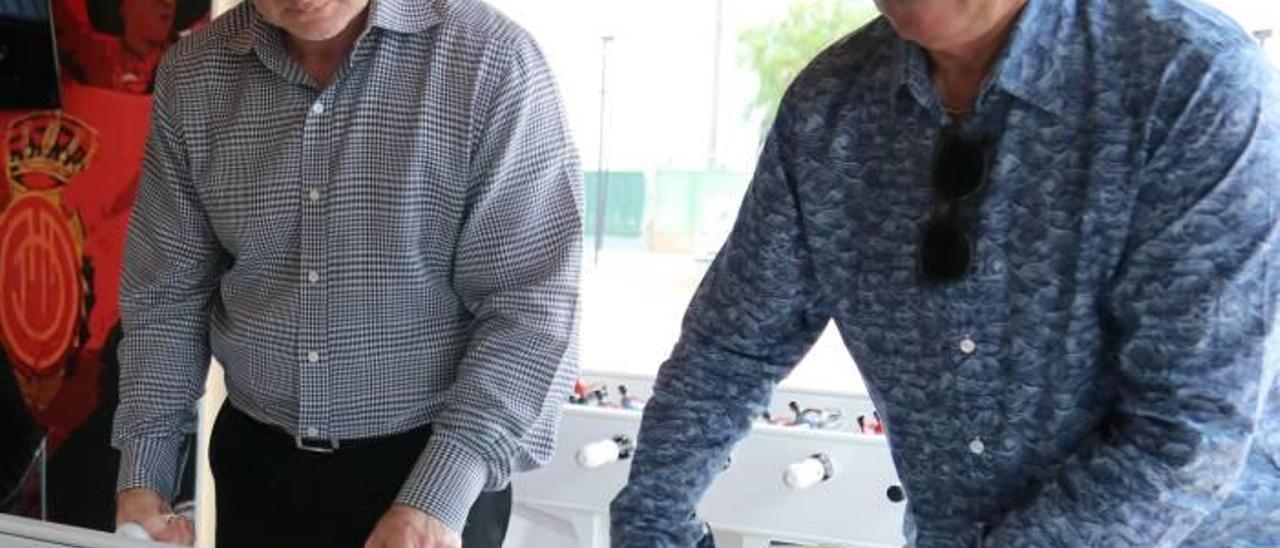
[581,170,750,252]
[649,171,749,252]
[583,171,646,238]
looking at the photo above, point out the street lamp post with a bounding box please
[592,35,614,266]
[708,0,724,170]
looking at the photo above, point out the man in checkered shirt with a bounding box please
[110,0,581,546]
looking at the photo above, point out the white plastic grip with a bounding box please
[577,438,622,468]
[784,453,835,490]
[116,522,152,540]
[576,435,634,468]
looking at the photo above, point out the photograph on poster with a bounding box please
[55,0,207,94]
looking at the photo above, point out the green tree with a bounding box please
[739,0,878,134]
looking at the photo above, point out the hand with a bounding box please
[114,488,194,545]
[363,504,461,548]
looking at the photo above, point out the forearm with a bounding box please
[406,211,579,531]
[112,310,212,497]
[393,317,575,531]
[395,430,492,534]
[984,411,1258,546]
[611,335,788,547]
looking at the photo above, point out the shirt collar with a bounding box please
[894,0,1069,119]
[367,0,444,35]
[229,0,445,56]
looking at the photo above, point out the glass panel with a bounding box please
[487,0,879,394]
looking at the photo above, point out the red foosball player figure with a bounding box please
[857,412,885,435]
[569,379,589,404]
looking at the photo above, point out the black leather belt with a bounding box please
[224,402,430,455]
[295,435,341,454]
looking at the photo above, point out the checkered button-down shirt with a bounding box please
[112,0,581,531]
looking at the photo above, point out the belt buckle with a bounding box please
[295,434,339,454]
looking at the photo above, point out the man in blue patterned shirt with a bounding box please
[611,0,1279,546]
[111,0,580,546]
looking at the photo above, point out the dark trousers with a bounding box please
[210,402,511,548]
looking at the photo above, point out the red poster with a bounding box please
[1,0,207,529]
[1,85,148,442]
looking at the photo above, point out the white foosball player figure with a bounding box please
[783,453,836,491]
[576,435,635,468]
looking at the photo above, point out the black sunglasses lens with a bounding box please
[921,222,971,281]
[934,137,986,200]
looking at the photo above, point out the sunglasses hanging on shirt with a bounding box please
[920,127,993,283]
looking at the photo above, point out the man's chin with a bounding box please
[284,22,349,42]
[882,10,950,45]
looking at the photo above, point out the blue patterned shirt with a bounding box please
[611,0,1279,546]
[112,0,580,533]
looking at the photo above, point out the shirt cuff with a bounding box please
[115,436,183,499]
[395,433,490,534]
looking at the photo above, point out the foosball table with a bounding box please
[507,371,908,548]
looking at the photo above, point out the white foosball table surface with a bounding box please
[509,370,908,548]
[0,514,180,548]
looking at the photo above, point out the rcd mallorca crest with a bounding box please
[1,112,99,411]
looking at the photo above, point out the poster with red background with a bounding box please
[1,0,207,530]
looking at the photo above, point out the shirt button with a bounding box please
[308,189,320,202]
[958,338,977,355]
[305,427,319,438]
[307,271,320,283]
[306,351,319,363]
[969,437,986,455]
[310,102,325,115]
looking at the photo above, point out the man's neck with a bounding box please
[285,9,369,87]
[928,0,1028,118]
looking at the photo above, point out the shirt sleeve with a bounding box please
[609,99,831,546]
[112,54,227,499]
[392,34,583,533]
[984,46,1280,546]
